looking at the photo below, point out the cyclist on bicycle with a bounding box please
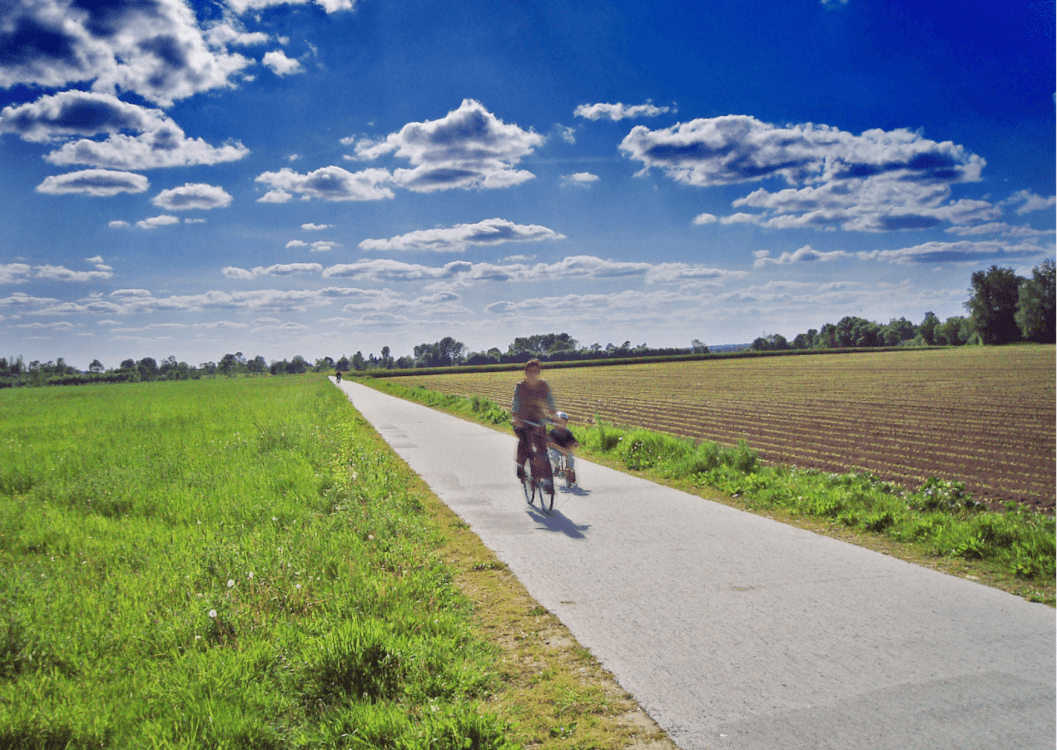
[511,359,557,485]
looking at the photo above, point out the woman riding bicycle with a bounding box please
[511,359,557,487]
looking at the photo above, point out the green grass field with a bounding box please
[0,377,518,748]
[0,377,676,749]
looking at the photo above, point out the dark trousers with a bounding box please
[514,425,552,482]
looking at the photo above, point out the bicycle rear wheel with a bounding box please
[522,462,535,505]
[540,482,554,511]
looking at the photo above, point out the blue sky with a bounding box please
[1,0,1054,369]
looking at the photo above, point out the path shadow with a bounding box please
[525,506,590,539]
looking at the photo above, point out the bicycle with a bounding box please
[518,420,554,511]
[551,450,576,487]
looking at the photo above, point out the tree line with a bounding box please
[4,261,1052,389]
[750,260,1055,352]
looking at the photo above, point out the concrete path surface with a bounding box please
[336,379,1055,750]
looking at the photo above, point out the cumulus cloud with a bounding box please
[152,183,232,210]
[108,220,129,227]
[359,218,565,253]
[1,92,250,170]
[1,263,33,284]
[44,120,249,170]
[286,240,308,248]
[318,254,743,286]
[1005,190,1057,215]
[309,241,338,252]
[256,166,395,201]
[262,49,303,76]
[753,246,852,267]
[692,213,717,225]
[622,115,984,188]
[36,169,149,196]
[561,172,599,186]
[223,263,324,279]
[34,264,113,281]
[856,239,1046,265]
[353,99,543,192]
[136,214,180,229]
[227,0,356,14]
[574,102,673,121]
[0,0,252,107]
[302,223,332,231]
[620,114,995,233]
[0,91,169,143]
[1,260,112,283]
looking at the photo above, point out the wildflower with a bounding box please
[296,584,301,590]
[227,579,235,588]
[209,609,217,618]
[195,635,202,641]
[248,572,254,580]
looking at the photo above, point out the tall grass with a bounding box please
[363,380,1055,600]
[0,377,515,748]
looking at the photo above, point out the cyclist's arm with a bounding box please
[511,383,525,427]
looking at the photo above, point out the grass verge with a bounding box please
[362,378,1055,607]
[0,376,677,748]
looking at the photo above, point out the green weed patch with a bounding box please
[365,379,1055,603]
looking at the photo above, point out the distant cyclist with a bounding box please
[511,359,557,484]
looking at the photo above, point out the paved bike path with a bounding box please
[336,379,1055,750]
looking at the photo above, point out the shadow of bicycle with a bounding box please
[557,484,591,497]
[526,506,591,539]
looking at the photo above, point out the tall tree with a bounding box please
[918,311,941,345]
[1015,259,1055,343]
[965,265,1023,344]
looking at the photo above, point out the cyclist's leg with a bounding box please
[514,426,530,480]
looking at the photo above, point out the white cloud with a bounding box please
[561,172,599,186]
[555,125,577,144]
[108,220,129,228]
[258,189,293,203]
[318,254,744,286]
[1005,190,1057,215]
[574,102,673,121]
[753,246,852,267]
[353,99,543,192]
[0,0,252,107]
[227,0,356,15]
[622,115,984,188]
[0,91,169,143]
[1,263,33,284]
[309,241,339,252]
[262,49,303,76]
[136,214,180,229]
[359,218,565,253]
[255,166,395,201]
[152,183,233,210]
[857,239,1047,265]
[692,213,717,225]
[36,169,149,197]
[302,223,332,231]
[44,121,249,170]
[223,263,324,279]
[205,24,270,48]
[34,264,113,282]
[286,240,308,248]
[621,115,997,234]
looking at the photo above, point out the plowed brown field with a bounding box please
[388,347,1056,512]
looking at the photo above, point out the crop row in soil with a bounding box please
[390,347,1056,512]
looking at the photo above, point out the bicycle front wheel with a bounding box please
[522,462,535,505]
[540,477,554,511]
